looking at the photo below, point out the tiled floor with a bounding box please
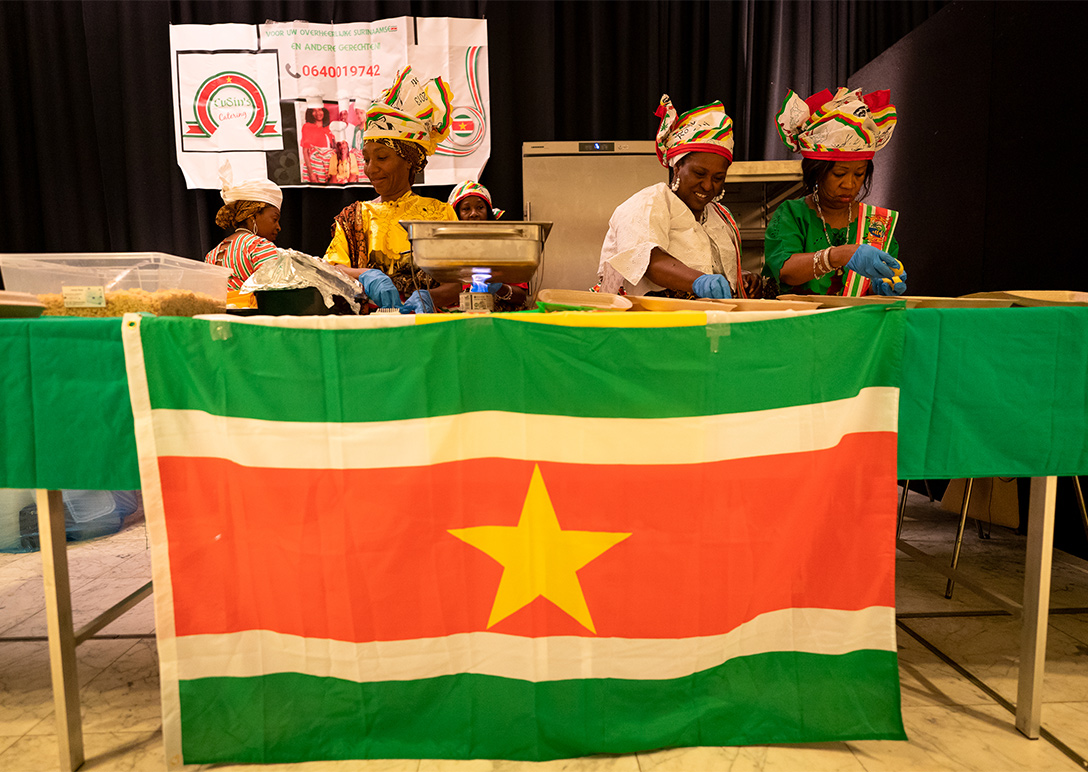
[1,489,1086,772]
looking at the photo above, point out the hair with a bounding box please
[801,158,875,198]
[305,107,331,127]
[214,200,268,232]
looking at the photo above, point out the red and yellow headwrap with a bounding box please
[654,95,735,168]
[364,66,454,156]
[776,87,897,160]
[447,180,504,219]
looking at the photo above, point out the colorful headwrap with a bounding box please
[654,95,735,168]
[776,87,897,160]
[217,161,282,209]
[364,66,454,156]
[447,180,504,219]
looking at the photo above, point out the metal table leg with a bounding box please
[897,480,910,540]
[36,489,85,772]
[1016,475,1056,739]
[1072,476,1087,538]
[945,478,974,598]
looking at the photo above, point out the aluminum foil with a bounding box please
[239,249,361,313]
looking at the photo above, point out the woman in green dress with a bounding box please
[764,87,907,297]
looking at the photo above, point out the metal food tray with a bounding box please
[400,220,554,284]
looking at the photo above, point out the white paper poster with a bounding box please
[170,17,490,189]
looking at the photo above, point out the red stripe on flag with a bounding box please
[160,432,896,641]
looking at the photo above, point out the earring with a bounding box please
[670,175,681,192]
[712,189,725,203]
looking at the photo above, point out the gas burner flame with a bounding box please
[470,270,491,292]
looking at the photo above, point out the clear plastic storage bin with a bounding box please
[0,252,231,316]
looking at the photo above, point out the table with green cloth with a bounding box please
[2,309,1086,769]
[4,310,1086,489]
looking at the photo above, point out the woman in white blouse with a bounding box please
[598,95,751,299]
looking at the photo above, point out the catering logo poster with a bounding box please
[177,51,283,152]
[169,19,488,189]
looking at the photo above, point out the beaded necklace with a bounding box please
[811,192,856,248]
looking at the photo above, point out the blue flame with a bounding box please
[470,270,491,292]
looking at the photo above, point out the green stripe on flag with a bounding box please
[179,649,904,763]
[141,306,904,422]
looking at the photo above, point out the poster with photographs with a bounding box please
[170,17,489,189]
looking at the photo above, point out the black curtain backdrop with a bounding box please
[851,1,1088,296]
[0,0,943,265]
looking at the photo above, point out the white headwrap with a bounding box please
[218,161,282,210]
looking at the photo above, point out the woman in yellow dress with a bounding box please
[324,66,458,313]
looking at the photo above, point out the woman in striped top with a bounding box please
[205,166,283,308]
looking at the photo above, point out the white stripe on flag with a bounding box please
[175,606,895,683]
[151,386,898,469]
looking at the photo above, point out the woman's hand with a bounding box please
[741,270,764,298]
[692,274,733,299]
[872,267,908,295]
[358,268,402,308]
[400,289,434,314]
[843,244,901,281]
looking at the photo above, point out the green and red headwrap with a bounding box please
[775,86,897,160]
[364,65,454,156]
[655,95,735,168]
[447,180,505,218]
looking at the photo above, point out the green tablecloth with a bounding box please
[2,309,1086,490]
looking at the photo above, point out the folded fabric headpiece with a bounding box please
[776,87,896,160]
[655,95,735,168]
[364,66,454,156]
[218,161,282,209]
[447,180,504,218]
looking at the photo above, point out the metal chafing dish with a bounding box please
[400,220,554,284]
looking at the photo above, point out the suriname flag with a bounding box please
[121,306,907,767]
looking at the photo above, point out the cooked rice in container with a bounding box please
[38,288,225,317]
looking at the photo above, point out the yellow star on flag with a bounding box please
[448,464,631,634]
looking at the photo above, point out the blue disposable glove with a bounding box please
[485,282,504,294]
[845,244,900,282]
[873,268,909,296]
[691,273,733,299]
[399,289,435,314]
[358,268,402,308]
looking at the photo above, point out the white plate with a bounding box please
[626,295,736,312]
[777,293,921,308]
[909,296,1015,309]
[535,289,632,311]
[961,290,1088,307]
[716,298,821,312]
